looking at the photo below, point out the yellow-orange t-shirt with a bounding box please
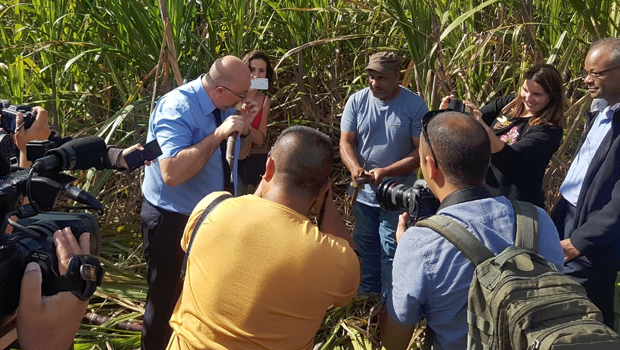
[167,192,360,350]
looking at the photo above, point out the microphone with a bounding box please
[63,185,103,215]
[226,132,238,183]
[32,136,107,174]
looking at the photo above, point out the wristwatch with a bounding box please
[240,126,252,139]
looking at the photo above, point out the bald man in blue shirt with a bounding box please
[140,56,258,349]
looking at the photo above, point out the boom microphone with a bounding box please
[31,136,107,175]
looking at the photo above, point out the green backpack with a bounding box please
[416,200,620,350]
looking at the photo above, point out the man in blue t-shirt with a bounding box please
[379,111,563,349]
[140,56,258,350]
[339,52,428,298]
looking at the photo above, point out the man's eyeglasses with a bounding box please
[581,65,620,80]
[218,85,248,100]
[421,110,446,167]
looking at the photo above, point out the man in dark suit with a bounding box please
[553,37,620,327]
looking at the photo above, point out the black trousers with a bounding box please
[582,268,618,328]
[140,200,189,350]
[553,198,617,328]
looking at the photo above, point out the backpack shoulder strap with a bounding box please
[180,192,233,281]
[416,215,495,266]
[511,200,539,252]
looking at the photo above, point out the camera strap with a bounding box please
[437,185,492,211]
[180,192,232,282]
[50,254,104,300]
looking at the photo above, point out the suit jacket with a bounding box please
[558,107,620,272]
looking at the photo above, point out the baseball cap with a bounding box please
[365,52,402,74]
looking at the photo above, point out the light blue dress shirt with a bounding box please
[559,103,619,206]
[142,76,239,215]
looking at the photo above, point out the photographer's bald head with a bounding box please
[255,126,335,214]
[419,111,490,202]
[203,55,252,110]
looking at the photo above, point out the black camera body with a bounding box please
[0,116,104,322]
[448,98,465,113]
[377,178,440,227]
[0,213,101,317]
[0,101,35,134]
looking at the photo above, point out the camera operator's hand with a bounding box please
[462,101,505,154]
[14,107,52,169]
[314,181,355,248]
[15,107,52,152]
[17,228,91,350]
[396,212,409,244]
[439,95,456,110]
[462,101,483,120]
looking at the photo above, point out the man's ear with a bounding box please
[424,155,439,180]
[262,156,276,181]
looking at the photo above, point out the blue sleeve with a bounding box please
[341,94,358,133]
[536,208,564,271]
[386,227,429,326]
[152,100,193,159]
[410,98,428,139]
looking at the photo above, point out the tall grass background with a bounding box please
[1,0,619,348]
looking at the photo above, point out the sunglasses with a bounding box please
[421,109,455,167]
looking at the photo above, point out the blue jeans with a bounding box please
[353,201,400,299]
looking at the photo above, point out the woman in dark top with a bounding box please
[444,64,565,207]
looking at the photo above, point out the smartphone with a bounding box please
[448,98,466,113]
[250,78,269,90]
[124,139,163,171]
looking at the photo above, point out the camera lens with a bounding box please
[377,179,399,211]
[377,179,413,212]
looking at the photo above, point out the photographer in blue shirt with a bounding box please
[380,110,563,349]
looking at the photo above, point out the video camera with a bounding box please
[0,105,106,322]
[377,179,440,227]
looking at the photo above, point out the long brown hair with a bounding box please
[242,50,274,85]
[501,64,565,128]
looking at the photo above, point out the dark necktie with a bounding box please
[212,109,233,193]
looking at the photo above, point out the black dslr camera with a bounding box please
[0,107,105,323]
[0,100,36,134]
[377,179,440,227]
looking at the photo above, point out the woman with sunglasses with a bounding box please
[238,50,273,193]
[442,64,565,208]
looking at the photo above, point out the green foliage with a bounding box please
[1,0,620,348]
